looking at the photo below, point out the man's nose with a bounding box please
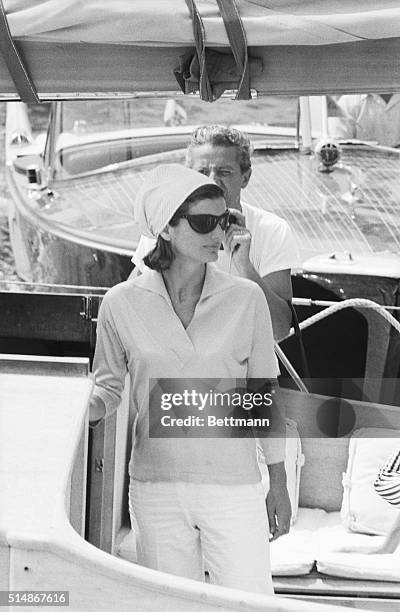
[209,170,222,186]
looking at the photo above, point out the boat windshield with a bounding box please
[59,98,297,134]
[51,97,298,179]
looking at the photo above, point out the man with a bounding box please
[328,93,400,147]
[163,99,187,126]
[373,449,400,554]
[133,125,298,341]
[132,125,299,540]
[336,449,400,554]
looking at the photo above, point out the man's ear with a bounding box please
[160,225,171,241]
[241,167,252,189]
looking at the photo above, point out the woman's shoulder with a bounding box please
[102,269,164,304]
[101,277,143,305]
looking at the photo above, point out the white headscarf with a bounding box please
[135,163,218,238]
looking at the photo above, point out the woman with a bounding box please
[338,449,400,555]
[374,449,400,508]
[90,163,284,594]
[373,449,400,553]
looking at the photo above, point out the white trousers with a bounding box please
[129,479,273,595]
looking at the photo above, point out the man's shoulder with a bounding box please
[242,201,289,229]
[241,201,298,272]
[242,202,284,226]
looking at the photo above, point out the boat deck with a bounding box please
[13,145,400,262]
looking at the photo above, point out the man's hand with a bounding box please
[227,207,246,228]
[266,461,292,541]
[224,223,252,267]
[224,208,252,266]
[224,209,292,341]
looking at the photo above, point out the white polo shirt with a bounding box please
[131,201,298,277]
[92,265,284,485]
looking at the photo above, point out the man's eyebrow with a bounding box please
[204,164,234,170]
[194,163,235,172]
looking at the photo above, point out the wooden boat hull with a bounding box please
[6,119,400,386]
[9,203,132,286]
[8,141,400,286]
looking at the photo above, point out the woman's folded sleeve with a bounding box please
[374,449,400,508]
[247,287,285,465]
[92,299,128,417]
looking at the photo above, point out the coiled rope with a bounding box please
[287,298,400,338]
[276,298,400,393]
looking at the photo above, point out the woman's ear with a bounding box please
[159,225,171,241]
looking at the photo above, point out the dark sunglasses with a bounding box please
[180,210,230,234]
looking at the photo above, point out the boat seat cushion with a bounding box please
[271,508,392,577]
[298,437,348,512]
[340,428,400,535]
[117,507,399,579]
[117,428,400,580]
[270,508,333,576]
[317,551,400,582]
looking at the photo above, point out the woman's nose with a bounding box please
[210,223,224,240]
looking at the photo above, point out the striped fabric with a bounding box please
[374,449,400,508]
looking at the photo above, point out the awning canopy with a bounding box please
[1,0,400,100]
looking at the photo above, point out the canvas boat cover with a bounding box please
[1,0,400,99]
[6,1,400,46]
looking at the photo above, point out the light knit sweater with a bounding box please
[93,265,285,484]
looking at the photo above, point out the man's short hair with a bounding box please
[187,125,253,174]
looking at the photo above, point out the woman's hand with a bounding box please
[266,461,292,541]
